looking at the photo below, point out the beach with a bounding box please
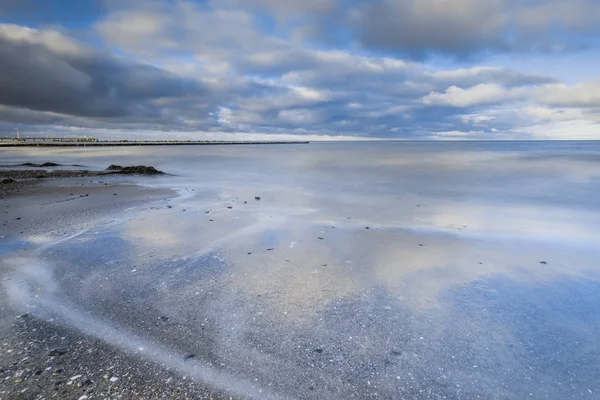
[1,141,600,399]
[0,175,210,398]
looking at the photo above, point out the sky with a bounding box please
[1,0,600,140]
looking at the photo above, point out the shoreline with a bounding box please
[0,140,310,147]
[0,175,221,399]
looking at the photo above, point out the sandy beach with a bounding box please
[1,142,600,400]
[0,175,224,399]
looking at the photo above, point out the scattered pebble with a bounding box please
[48,348,68,356]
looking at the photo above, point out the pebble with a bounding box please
[48,348,68,356]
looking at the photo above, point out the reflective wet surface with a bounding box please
[2,141,600,399]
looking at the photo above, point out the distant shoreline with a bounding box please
[0,140,309,147]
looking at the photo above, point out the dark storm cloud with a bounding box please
[0,24,212,124]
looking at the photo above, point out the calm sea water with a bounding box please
[3,141,600,399]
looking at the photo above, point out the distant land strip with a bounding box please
[0,139,310,147]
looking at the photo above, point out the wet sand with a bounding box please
[0,177,229,399]
[2,143,600,400]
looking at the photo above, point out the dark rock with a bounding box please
[255,196,261,201]
[317,237,324,240]
[48,348,68,356]
[314,348,323,353]
[184,353,195,361]
[106,165,164,175]
[22,162,61,167]
[0,178,16,184]
[267,248,274,251]
[539,261,547,265]
[158,316,169,322]
[391,350,402,356]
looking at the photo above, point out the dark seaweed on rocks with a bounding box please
[106,165,164,175]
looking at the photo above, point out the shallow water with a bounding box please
[3,141,600,399]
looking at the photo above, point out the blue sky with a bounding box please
[1,0,600,140]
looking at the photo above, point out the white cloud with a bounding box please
[536,80,600,107]
[422,84,517,107]
[519,120,600,140]
[518,106,587,122]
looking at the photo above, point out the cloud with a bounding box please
[536,80,600,108]
[427,67,556,87]
[346,0,600,57]
[0,0,599,140]
[0,23,217,129]
[217,0,336,18]
[422,84,520,108]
